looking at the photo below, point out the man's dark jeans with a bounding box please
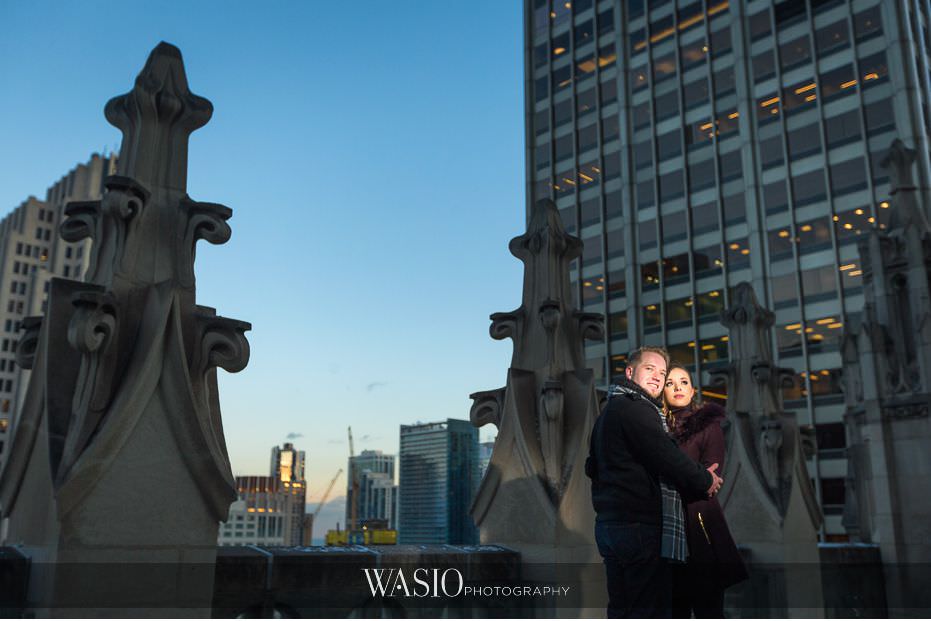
[595,520,671,618]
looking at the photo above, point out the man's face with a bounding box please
[625,352,667,398]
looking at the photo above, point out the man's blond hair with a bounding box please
[627,346,670,370]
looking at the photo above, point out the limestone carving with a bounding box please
[469,198,602,562]
[712,282,821,521]
[0,42,249,614]
[711,281,824,614]
[841,140,931,601]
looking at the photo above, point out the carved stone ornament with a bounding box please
[469,199,602,554]
[0,43,250,614]
[713,282,822,540]
[840,142,931,572]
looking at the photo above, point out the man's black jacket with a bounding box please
[586,377,712,525]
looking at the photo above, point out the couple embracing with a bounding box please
[586,346,747,618]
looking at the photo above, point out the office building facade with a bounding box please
[346,449,397,530]
[218,443,307,546]
[0,153,116,462]
[525,0,926,538]
[398,419,480,544]
[358,470,397,530]
[217,475,306,547]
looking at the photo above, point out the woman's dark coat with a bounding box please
[672,402,748,590]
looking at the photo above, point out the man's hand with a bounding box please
[706,463,723,497]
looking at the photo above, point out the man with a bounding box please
[586,347,723,618]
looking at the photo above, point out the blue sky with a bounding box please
[0,2,525,534]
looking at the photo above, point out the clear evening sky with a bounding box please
[0,2,525,532]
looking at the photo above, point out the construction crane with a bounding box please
[303,469,342,544]
[325,427,398,546]
[314,469,342,518]
[348,426,359,531]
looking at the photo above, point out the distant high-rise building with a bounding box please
[478,440,495,477]
[219,443,307,546]
[0,153,117,463]
[346,449,396,530]
[359,470,397,530]
[217,475,306,547]
[525,0,923,539]
[398,419,480,544]
[271,442,305,484]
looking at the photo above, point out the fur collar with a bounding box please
[607,376,663,409]
[672,402,726,442]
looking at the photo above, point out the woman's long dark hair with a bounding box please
[662,363,702,428]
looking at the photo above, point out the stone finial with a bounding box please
[714,282,820,521]
[469,199,602,557]
[0,43,248,614]
[105,42,212,193]
[880,138,917,193]
[720,281,775,364]
[714,283,824,612]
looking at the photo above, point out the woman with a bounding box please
[664,364,747,618]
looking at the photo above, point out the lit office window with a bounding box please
[643,303,662,332]
[665,296,693,328]
[662,253,690,283]
[860,51,889,87]
[641,261,660,290]
[820,64,858,100]
[797,217,833,253]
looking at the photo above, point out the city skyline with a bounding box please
[0,0,522,530]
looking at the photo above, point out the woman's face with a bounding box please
[664,368,695,408]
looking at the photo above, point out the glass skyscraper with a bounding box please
[524,0,931,538]
[398,419,480,544]
[345,449,396,530]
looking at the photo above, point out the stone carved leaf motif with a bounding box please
[68,292,118,355]
[67,291,119,414]
[60,200,101,243]
[61,200,104,282]
[470,387,505,428]
[196,316,250,376]
[102,177,147,221]
[58,290,119,484]
[490,310,521,341]
[66,176,148,283]
[179,199,233,288]
[576,312,605,341]
[15,316,43,370]
[104,177,149,277]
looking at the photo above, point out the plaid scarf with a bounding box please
[608,380,688,563]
